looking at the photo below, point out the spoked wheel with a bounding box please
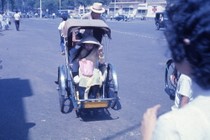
[75,109,81,118]
[57,66,74,113]
[110,95,121,110]
[58,87,74,114]
[156,23,160,30]
[164,59,179,100]
[58,85,67,113]
[106,64,121,110]
[109,94,121,110]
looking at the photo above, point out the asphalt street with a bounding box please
[0,18,173,140]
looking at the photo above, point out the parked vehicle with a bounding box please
[139,15,146,20]
[155,12,168,30]
[113,15,128,21]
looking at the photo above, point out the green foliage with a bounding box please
[0,0,112,12]
[0,0,6,11]
[76,0,111,6]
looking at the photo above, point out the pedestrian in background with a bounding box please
[141,0,210,139]
[14,11,21,31]
[58,14,68,55]
[0,11,3,30]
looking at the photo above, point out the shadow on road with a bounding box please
[0,32,4,36]
[0,78,35,140]
[78,108,119,122]
[101,123,140,140]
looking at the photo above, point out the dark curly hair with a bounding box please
[165,0,210,89]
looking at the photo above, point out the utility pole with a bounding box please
[40,0,42,18]
[114,0,116,17]
[59,0,61,10]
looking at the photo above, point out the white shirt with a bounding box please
[58,21,66,37]
[171,74,193,110]
[81,12,92,19]
[153,84,210,140]
[81,12,105,21]
[14,13,20,20]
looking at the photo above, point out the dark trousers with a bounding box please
[60,36,65,52]
[14,20,20,31]
[78,85,99,99]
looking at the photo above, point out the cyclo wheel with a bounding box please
[156,23,160,30]
[57,65,74,113]
[164,59,179,100]
[58,87,65,113]
[105,64,121,110]
[57,66,66,113]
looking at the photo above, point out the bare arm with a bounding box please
[180,95,190,108]
[98,45,105,64]
[141,104,161,140]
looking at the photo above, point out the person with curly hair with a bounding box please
[141,0,210,139]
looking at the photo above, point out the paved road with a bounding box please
[0,18,173,140]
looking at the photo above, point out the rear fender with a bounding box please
[108,63,119,93]
[58,65,67,90]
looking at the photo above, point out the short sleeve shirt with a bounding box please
[172,74,193,110]
[153,87,210,140]
[58,21,66,37]
[14,13,20,20]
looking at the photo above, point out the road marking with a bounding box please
[112,29,166,40]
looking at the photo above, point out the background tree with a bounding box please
[25,0,36,12]
[1,0,112,13]
[10,0,15,11]
[13,0,22,11]
[60,0,75,10]
[0,0,6,12]
[76,0,111,6]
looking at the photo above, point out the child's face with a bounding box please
[84,43,94,50]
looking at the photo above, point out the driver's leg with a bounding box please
[89,85,99,99]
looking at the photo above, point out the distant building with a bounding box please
[75,0,167,19]
[147,1,166,17]
[108,0,166,18]
[108,1,141,17]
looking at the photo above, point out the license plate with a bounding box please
[84,101,108,108]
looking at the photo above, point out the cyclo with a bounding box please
[154,12,168,30]
[56,19,121,117]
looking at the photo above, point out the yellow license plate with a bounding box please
[84,101,108,108]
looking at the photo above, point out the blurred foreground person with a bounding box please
[141,0,210,140]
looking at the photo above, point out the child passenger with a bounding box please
[72,35,105,99]
[171,73,193,110]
